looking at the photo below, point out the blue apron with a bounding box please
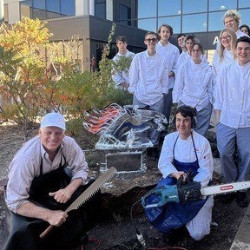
[144,133,207,234]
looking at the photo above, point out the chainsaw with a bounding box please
[142,178,250,209]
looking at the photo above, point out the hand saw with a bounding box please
[142,181,250,209]
[40,167,117,238]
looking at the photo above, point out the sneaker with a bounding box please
[236,191,249,208]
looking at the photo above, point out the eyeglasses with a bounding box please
[145,38,157,43]
[220,35,231,41]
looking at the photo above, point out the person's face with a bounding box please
[159,26,171,42]
[191,44,202,63]
[39,127,65,153]
[178,35,186,48]
[224,17,238,32]
[240,27,249,35]
[116,41,127,54]
[220,31,232,50]
[175,113,192,139]
[236,41,250,65]
[186,39,194,53]
[144,34,158,50]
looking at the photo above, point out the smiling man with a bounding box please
[214,36,250,208]
[128,31,169,147]
[4,113,98,250]
[153,105,214,241]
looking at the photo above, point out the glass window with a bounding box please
[208,12,225,31]
[4,4,8,22]
[138,0,156,18]
[158,0,181,16]
[61,0,75,16]
[183,0,207,14]
[33,0,45,9]
[119,4,131,20]
[239,0,250,8]
[209,0,237,11]
[158,16,181,33]
[95,0,106,19]
[138,18,157,32]
[240,9,250,27]
[182,14,207,32]
[20,0,32,18]
[46,0,60,13]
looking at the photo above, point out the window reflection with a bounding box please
[33,0,45,9]
[158,0,181,16]
[238,0,250,8]
[95,0,106,19]
[240,9,250,26]
[61,0,75,16]
[183,0,207,14]
[138,0,156,18]
[158,16,181,33]
[47,0,60,13]
[182,14,207,32]
[138,18,157,32]
[209,0,237,11]
[208,12,224,31]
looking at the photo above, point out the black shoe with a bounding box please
[236,191,249,208]
[220,193,236,204]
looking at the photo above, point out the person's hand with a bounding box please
[49,188,73,203]
[120,82,129,89]
[171,171,187,181]
[46,210,68,227]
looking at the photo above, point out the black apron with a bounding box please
[3,154,100,250]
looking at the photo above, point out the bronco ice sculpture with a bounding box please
[83,104,167,150]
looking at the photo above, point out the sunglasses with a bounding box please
[145,38,157,43]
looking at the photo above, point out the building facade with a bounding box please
[3,0,250,67]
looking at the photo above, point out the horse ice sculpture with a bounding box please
[83,104,168,150]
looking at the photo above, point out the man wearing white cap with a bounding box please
[4,113,97,250]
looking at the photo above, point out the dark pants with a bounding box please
[3,169,101,250]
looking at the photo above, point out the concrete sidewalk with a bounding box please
[230,198,250,250]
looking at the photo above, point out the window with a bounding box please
[158,0,181,16]
[208,12,225,31]
[238,0,250,8]
[95,0,106,19]
[33,0,45,9]
[61,0,75,16]
[138,0,156,18]
[182,14,207,32]
[4,4,8,22]
[158,16,181,33]
[183,0,207,14]
[138,18,157,32]
[20,0,32,18]
[119,4,131,26]
[209,0,237,11]
[46,0,60,13]
[240,9,250,26]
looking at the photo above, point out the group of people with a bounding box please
[112,9,250,242]
[3,8,250,250]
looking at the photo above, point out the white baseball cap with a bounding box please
[40,113,66,130]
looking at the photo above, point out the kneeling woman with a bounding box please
[173,43,213,136]
[144,106,214,241]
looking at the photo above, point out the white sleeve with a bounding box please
[158,135,178,178]
[193,139,214,187]
[173,64,185,103]
[128,55,139,93]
